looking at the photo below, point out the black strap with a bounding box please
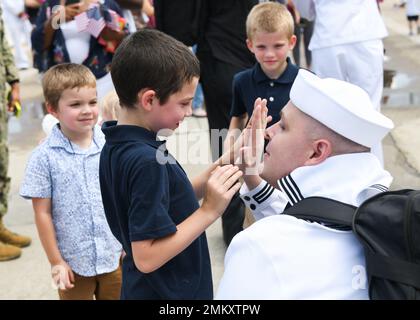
[366,251,420,289]
[283,197,356,227]
[286,197,420,290]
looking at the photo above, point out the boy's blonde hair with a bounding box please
[246,2,295,40]
[100,90,121,121]
[42,63,96,111]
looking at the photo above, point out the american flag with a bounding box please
[75,11,90,31]
[75,4,107,38]
[86,15,106,38]
[105,9,120,31]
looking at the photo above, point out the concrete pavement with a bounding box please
[0,2,419,299]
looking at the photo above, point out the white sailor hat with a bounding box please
[290,69,394,148]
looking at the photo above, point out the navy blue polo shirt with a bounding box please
[230,57,299,124]
[99,121,213,299]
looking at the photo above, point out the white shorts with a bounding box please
[311,40,384,111]
[311,40,385,165]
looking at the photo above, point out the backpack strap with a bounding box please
[365,251,420,289]
[283,197,356,228]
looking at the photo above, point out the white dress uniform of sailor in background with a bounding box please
[406,0,420,19]
[1,0,32,69]
[305,0,388,165]
[216,70,394,300]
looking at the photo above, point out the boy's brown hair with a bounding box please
[42,63,96,111]
[246,2,295,40]
[111,28,200,108]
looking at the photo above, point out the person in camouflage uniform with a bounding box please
[0,5,31,261]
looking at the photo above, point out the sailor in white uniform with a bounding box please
[306,0,388,164]
[216,69,394,300]
[1,0,32,69]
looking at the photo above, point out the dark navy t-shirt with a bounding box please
[230,58,299,124]
[99,122,213,299]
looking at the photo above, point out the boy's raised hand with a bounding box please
[221,98,271,166]
[202,165,243,217]
[239,98,270,175]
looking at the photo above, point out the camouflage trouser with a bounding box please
[0,83,10,219]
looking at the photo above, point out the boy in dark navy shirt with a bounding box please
[99,29,243,299]
[224,2,299,152]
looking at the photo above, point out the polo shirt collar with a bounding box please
[101,121,166,149]
[253,57,296,84]
[48,124,103,154]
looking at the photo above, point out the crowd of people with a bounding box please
[0,0,417,300]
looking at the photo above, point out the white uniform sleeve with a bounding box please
[216,231,281,300]
[239,180,289,221]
